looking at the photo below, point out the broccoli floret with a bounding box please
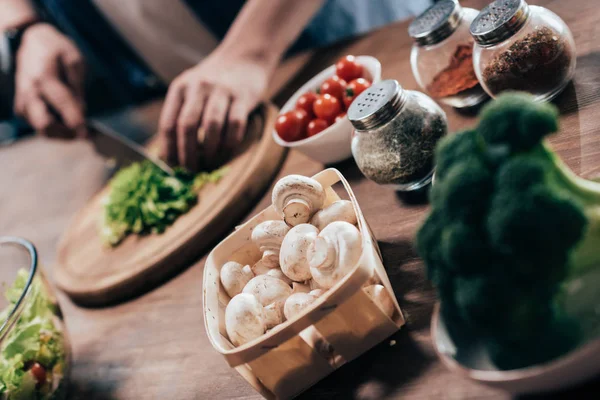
[417,92,600,370]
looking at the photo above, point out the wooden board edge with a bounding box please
[55,103,286,306]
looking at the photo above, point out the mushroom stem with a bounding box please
[272,175,325,227]
[282,198,311,227]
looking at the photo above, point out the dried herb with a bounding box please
[427,44,481,98]
[353,93,447,186]
[482,27,572,94]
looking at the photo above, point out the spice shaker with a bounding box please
[348,80,447,191]
[409,0,487,109]
[470,0,576,101]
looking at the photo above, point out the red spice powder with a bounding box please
[427,44,480,98]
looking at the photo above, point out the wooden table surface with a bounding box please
[1,0,599,398]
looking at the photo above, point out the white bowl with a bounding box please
[431,304,600,394]
[273,56,382,164]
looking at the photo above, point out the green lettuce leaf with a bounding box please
[99,161,227,246]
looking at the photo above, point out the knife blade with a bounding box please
[88,119,175,176]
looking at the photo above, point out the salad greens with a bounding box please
[0,269,66,400]
[100,161,227,246]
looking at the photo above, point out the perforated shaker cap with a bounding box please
[347,80,407,131]
[408,0,464,46]
[470,0,530,46]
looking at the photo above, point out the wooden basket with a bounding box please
[203,168,405,399]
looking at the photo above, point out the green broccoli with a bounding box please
[417,92,600,370]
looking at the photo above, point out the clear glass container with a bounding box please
[409,1,487,108]
[471,0,576,102]
[348,80,447,192]
[0,237,70,400]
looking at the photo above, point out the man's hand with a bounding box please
[14,23,86,138]
[158,49,269,171]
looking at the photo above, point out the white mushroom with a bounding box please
[220,261,254,298]
[251,259,271,276]
[310,200,357,231]
[266,268,293,286]
[308,221,362,289]
[272,175,325,227]
[279,224,318,282]
[283,292,318,320]
[292,282,311,294]
[363,284,395,319]
[309,289,325,298]
[251,220,290,268]
[225,293,282,346]
[242,275,293,308]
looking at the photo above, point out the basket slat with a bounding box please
[248,334,334,399]
[313,288,398,362]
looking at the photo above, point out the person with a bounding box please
[0,0,432,170]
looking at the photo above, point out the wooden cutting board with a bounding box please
[55,103,286,306]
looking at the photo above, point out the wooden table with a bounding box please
[1,0,599,398]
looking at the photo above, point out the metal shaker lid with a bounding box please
[408,0,464,46]
[348,79,406,131]
[470,0,530,46]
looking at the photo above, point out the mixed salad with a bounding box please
[0,269,66,400]
[100,161,227,246]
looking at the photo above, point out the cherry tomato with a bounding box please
[335,55,364,82]
[343,78,372,109]
[319,76,347,102]
[307,119,329,137]
[313,94,342,123]
[293,109,310,133]
[335,113,347,123]
[275,111,306,142]
[296,92,318,118]
[29,362,46,386]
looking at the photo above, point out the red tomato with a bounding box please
[296,92,318,118]
[307,119,329,137]
[343,78,372,109]
[29,363,46,386]
[313,94,342,123]
[319,76,347,102]
[275,111,306,142]
[335,113,347,123]
[335,55,364,82]
[292,109,310,137]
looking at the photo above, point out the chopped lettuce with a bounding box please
[99,161,227,246]
[0,269,65,399]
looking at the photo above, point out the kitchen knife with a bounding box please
[88,119,175,176]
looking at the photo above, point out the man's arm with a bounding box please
[219,0,325,75]
[1,0,87,137]
[159,0,325,170]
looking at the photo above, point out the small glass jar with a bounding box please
[409,0,487,109]
[470,0,576,101]
[0,237,71,400]
[348,80,447,191]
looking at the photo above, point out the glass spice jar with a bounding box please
[348,80,448,192]
[470,0,576,101]
[409,0,487,109]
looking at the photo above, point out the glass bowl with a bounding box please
[0,237,70,400]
